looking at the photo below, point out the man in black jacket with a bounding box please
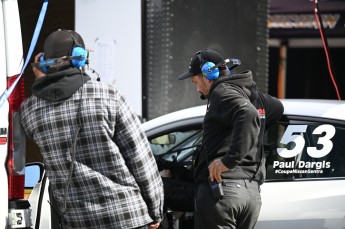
[178,49,284,229]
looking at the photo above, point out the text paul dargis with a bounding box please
[273,161,331,170]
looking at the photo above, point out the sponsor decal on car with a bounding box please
[273,124,335,174]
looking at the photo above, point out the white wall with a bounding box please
[75,0,142,116]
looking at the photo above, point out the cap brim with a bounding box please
[178,71,193,80]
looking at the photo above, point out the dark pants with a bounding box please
[194,179,262,229]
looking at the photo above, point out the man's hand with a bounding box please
[208,159,230,183]
[32,52,46,78]
[148,222,160,229]
[159,169,172,177]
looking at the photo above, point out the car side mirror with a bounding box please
[25,162,44,189]
[151,134,176,145]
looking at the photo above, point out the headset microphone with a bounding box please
[228,58,241,70]
[207,59,230,72]
[200,94,206,100]
[33,58,58,72]
[205,58,241,73]
[88,66,101,81]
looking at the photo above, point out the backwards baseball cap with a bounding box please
[44,29,85,59]
[178,49,225,80]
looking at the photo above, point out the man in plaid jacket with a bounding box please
[20,29,164,229]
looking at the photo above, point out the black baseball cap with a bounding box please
[44,29,85,59]
[178,49,225,80]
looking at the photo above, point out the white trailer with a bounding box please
[0,0,30,228]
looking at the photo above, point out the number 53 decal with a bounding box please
[277,124,336,158]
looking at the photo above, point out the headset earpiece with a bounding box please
[201,62,220,80]
[71,46,88,68]
[197,50,223,80]
[66,30,88,69]
[39,53,48,73]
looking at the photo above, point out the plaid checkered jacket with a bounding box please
[20,80,164,229]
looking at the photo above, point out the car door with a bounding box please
[256,115,345,229]
[147,125,202,228]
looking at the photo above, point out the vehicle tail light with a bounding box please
[7,74,26,200]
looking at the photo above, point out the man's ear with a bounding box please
[204,76,213,84]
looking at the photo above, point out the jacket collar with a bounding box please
[32,68,91,102]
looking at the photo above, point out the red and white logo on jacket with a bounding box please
[257,108,266,119]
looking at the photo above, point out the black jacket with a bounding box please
[194,70,284,184]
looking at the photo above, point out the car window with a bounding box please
[149,129,202,163]
[265,117,345,181]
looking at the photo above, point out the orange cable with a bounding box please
[313,0,341,100]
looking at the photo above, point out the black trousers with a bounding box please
[194,179,262,229]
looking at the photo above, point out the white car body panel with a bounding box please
[257,180,345,228]
[281,99,345,121]
[142,99,345,132]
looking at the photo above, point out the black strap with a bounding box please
[250,105,266,182]
[250,143,264,182]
